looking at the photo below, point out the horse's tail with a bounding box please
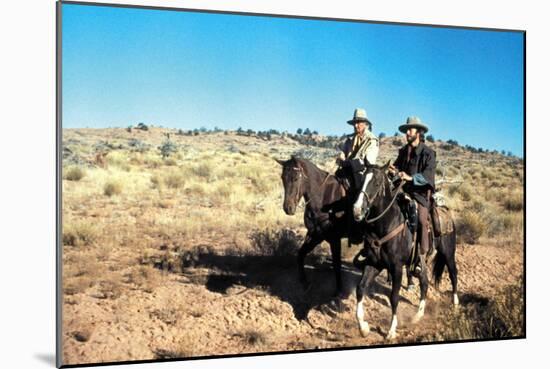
[432,216,457,289]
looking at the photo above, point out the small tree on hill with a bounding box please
[159,135,177,158]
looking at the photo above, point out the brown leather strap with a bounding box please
[365,222,406,258]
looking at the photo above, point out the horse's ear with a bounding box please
[275,158,286,166]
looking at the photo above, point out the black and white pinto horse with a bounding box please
[351,162,459,339]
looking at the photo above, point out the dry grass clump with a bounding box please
[501,191,523,212]
[163,171,186,189]
[233,328,268,347]
[94,273,124,299]
[123,265,162,293]
[456,210,487,244]
[154,336,196,359]
[150,174,161,189]
[186,183,206,196]
[249,228,301,261]
[106,151,128,167]
[163,158,178,166]
[103,180,123,196]
[191,162,215,181]
[143,152,162,168]
[64,276,94,295]
[64,166,86,181]
[63,221,99,247]
[450,183,473,202]
[430,281,524,341]
[150,307,182,325]
[250,228,299,256]
[250,176,273,195]
[486,211,523,237]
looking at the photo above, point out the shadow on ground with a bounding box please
[157,247,414,320]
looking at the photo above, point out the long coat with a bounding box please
[394,142,436,208]
[339,130,379,165]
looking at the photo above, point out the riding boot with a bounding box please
[407,200,418,234]
[414,252,427,276]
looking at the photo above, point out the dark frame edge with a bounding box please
[56,0,63,368]
[59,0,526,34]
[522,30,526,339]
[54,2,527,368]
[58,336,526,369]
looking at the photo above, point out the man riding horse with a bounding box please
[336,108,379,186]
[335,108,379,241]
[389,116,436,275]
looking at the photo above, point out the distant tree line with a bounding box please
[124,122,518,158]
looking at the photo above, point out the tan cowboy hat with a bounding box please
[398,116,429,133]
[347,108,372,126]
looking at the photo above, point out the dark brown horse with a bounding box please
[352,162,459,339]
[276,156,357,298]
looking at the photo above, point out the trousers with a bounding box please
[417,202,430,254]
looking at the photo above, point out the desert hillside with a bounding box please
[61,127,524,365]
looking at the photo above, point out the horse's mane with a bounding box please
[291,156,330,177]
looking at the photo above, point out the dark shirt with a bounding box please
[394,142,436,208]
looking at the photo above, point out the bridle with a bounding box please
[362,173,405,224]
[288,165,309,207]
[286,164,332,208]
[354,173,407,263]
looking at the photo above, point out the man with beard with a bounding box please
[390,116,436,275]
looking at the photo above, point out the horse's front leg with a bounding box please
[297,232,322,291]
[386,263,403,340]
[406,268,415,291]
[328,238,343,297]
[356,265,379,337]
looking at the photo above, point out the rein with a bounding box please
[291,166,333,208]
[358,178,407,260]
[364,180,405,224]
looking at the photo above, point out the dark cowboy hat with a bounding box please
[347,108,373,126]
[398,116,429,133]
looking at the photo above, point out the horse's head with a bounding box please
[276,156,307,215]
[353,161,391,222]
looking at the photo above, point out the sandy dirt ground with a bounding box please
[62,239,523,365]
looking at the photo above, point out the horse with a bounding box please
[351,162,459,340]
[276,156,358,299]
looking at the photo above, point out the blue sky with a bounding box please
[62,3,524,156]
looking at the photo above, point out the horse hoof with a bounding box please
[358,322,370,337]
[453,294,459,307]
[385,331,397,340]
[325,298,343,314]
[411,313,424,324]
